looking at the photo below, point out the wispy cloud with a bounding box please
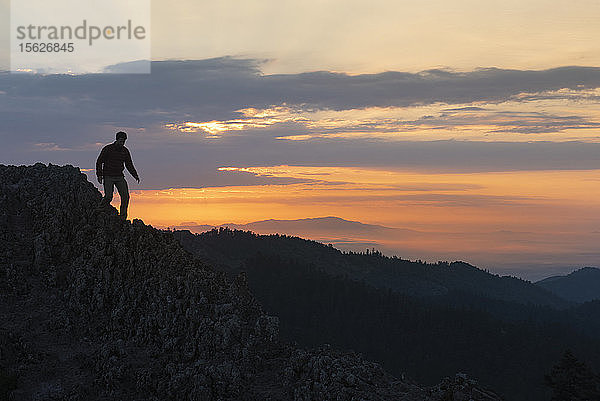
[32,142,70,151]
[172,104,600,142]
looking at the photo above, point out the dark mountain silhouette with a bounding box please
[174,228,600,401]
[569,300,600,337]
[0,163,501,400]
[536,267,600,303]
[173,216,410,250]
[174,228,570,309]
[175,216,405,236]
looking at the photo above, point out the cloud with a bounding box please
[3,58,600,148]
[425,109,600,135]
[175,105,600,139]
[261,65,600,110]
[4,58,600,188]
[3,58,600,123]
[442,106,487,112]
[32,142,70,151]
[260,192,547,208]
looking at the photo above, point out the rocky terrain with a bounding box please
[0,163,502,400]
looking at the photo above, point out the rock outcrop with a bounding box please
[0,163,502,400]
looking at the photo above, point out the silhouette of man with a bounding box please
[96,131,140,219]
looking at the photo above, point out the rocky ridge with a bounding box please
[0,163,502,400]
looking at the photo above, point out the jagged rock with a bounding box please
[0,163,503,400]
[428,373,501,401]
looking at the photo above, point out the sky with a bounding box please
[1,0,600,280]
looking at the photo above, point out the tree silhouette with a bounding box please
[545,350,600,401]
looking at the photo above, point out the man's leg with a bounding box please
[114,176,130,219]
[101,176,115,207]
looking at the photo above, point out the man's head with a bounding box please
[115,131,127,147]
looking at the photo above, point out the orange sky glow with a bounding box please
[107,165,600,276]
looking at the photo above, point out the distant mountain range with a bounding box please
[536,267,600,303]
[173,216,411,249]
[173,216,597,283]
[174,221,571,309]
[176,215,396,232]
[173,227,600,401]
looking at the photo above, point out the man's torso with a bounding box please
[100,143,130,176]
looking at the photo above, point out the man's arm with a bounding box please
[96,146,106,183]
[124,148,140,182]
